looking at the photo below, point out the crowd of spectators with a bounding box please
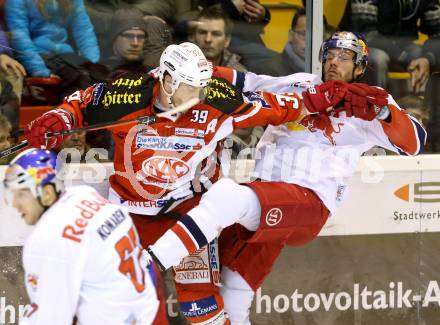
[339,0,440,92]
[0,0,437,163]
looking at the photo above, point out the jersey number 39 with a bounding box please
[115,226,145,293]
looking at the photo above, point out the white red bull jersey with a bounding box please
[237,72,427,215]
[21,185,159,325]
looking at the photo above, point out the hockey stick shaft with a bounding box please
[45,97,200,138]
[0,140,29,159]
[0,98,201,158]
[45,115,157,138]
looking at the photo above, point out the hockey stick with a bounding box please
[45,115,157,139]
[0,141,29,159]
[45,97,200,138]
[0,97,200,159]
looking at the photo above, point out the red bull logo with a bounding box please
[359,38,369,56]
[299,114,344,145]
[27,274,39,291]
[27,166,55,184]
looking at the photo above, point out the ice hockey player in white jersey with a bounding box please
[3,149,160,325]
[144,31,427,324]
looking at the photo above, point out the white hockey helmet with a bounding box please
[158,42,213,98]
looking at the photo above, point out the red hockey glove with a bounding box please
[25,109,73,149]
[301,80,348,113]
[333,83,389,121]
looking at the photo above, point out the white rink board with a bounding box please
[1,155,440,246]
[321,155,440,236]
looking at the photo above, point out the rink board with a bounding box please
[1,155,440,324]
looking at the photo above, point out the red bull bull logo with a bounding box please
[27,273,39,291]
[299,114,344,145]
[27,166,55,184]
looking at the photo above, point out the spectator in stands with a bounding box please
[85,0,174,68]
[397,95,430,129]
[55,129,114,163]
[180,0,286,76]
[85,0,181,30]
[141,16,173,68]
[0,24,25,133]
[57,131,89,162]
[189,6,265,159]
[0,78,19,134]
[103,8,149,76]
[5,0,102,99]
[225,126,264,159]
[281,7,334,75]
[424,72,440,152]
[93,8,154,159]
[282,8,306,74]
[0,113,12,164]
[339,0,440,92]
[190,6,247,72]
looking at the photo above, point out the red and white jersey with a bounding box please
[21,186,158,325]
[59,72,304,215]
[236,72,427,215]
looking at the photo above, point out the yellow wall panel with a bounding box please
[260,0,347,53]
[323,0,347,28]
[261,6,297,52]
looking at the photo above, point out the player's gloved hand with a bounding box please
[301,80,348,113]
[25,109,73,149]
[333,83,389,121]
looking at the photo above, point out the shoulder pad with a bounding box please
[203,77,246,114]
[83,72,156,124]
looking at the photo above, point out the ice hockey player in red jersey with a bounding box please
[22,42,340,324]
[145,32,427,324]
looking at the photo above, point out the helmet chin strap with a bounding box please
[352,64,366,82]
[37,196,50,213]
[36,183,62,212]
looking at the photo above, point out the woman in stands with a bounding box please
[5,0,103,99]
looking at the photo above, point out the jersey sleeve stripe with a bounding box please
[234,71,246,92]
[394,145,408,156]
[233,103,263,123]
[380,105,425,156]
[231,103,254,116]
[172,222,198,253]
[178,215,208,249]
[390,116,425,155]
[409,115,427,154]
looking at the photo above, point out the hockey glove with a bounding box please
[333,83,389,121]
[25,109,73,149]
[301,80,348,113]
